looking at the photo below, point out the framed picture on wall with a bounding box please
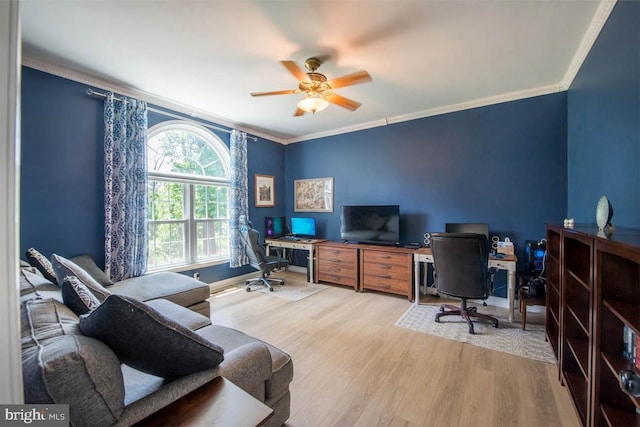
[294,177,333,212]
[255,174,275,207]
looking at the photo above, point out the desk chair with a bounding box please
[239,216,289,292]
[431,233,499,334]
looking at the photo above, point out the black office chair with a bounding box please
[430,233,499,334]
[239,216,289,292]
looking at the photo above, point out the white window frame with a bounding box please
[146,120,231,272]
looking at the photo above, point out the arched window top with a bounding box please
[147,121,230,179]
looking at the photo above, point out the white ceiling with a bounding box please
[20,0,609,144]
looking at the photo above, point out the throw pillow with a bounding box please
[50,254,111,302]
[19,268,63,304]
[79,295,224,378]
[70,254,114,287]
[22,335,125,427]
[25,248,58,283]
[62,276,102,315]
[21,298,81,351]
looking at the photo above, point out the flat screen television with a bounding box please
[340,205,400,245]
[291,217,316,237]
[445,222,489,238]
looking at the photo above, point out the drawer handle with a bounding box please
[329,259,342,263]
[377,274,391,279]
[377,284,391,289]
[377,264,391,269]
[378,255,392,259]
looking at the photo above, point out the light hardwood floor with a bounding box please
[209,272,579,427]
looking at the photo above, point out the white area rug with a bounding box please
[253,278,328,301]
[395,303,556,363]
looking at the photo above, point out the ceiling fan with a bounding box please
[250,57,372,116]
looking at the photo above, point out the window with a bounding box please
[146,121,231,270]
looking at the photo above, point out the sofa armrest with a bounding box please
[145,298,211,330]
[216,342,272,401]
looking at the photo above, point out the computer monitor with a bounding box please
[445,222,489,239]
[291,217,316,237]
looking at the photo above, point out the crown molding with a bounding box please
[285,83,565,144]
[21,56,285,144]
[387,84,565,126]
[561,0,616,89]
[283,118,390,144]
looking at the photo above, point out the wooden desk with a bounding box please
[413,247,519,322]
[136,376,273,427]
[265,238,327,283]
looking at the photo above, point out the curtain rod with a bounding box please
[85,88,257,141]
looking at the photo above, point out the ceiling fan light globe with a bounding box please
[297,96,329,114]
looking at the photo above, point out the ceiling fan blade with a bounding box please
[326,93,362,111]
[327,71,372,89]
[281,61,310,82]
[294,108,306,117]
[250,89,300,97]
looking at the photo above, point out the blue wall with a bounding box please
[284,93,568,269]
[21,69,105,263]
[20,68,285,283]
[567,0,640,228]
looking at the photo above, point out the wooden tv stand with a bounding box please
[316,241,415,300]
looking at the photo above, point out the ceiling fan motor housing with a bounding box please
[299,72,331,95]
[304,57,322,72]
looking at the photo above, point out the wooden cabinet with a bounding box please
[359,245,414,299]
[593,235,640,426]
[316,242,415,299]
[316,242,358,289]
[548,224,640,427]
[561,228,594,426]
[546,224,562,363]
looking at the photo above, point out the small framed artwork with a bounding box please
[294,177,334,212]
[255,174,275,207]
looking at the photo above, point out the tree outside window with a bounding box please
[147,121,231,270]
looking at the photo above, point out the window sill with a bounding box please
[147,257,229,274]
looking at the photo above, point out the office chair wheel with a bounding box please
[468,325,475,334]
[246,287,252,292]
[269,287,274,292]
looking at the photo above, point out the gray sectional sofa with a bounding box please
[20,251,293,427]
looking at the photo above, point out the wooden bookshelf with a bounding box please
[546,225,562,365]
[593,235,640,426]
[547,224,640,427]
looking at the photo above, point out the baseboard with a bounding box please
[486,295,545,313]
[485,296,508,308]
[207,267,306,293]
[208,272,258,293]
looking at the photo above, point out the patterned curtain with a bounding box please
[104,92,148,281]
[229,129,249,267]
